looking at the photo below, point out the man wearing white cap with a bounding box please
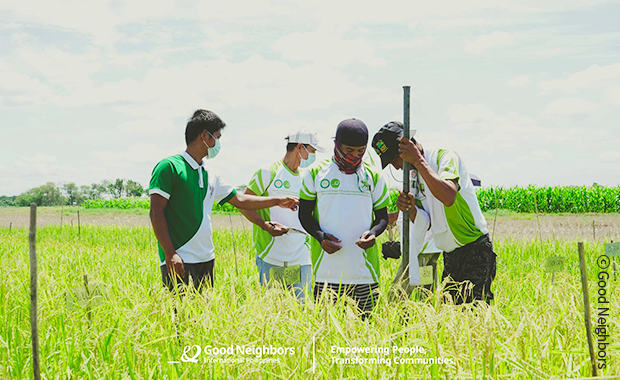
[239,129,325,302]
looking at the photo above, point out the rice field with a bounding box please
[83,185,620,215]
[1,220,619,379]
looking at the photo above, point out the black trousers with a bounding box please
[442,234,496,304]
[314,282,379,317]
[161,259,214,292]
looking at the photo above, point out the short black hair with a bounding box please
[286,143,309,152]
[185,109,226,145]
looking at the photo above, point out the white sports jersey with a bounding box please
[247,161,310,266]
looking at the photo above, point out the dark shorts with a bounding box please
[314,282,379,316]
[161,259,214,292]
[442,234,496,304]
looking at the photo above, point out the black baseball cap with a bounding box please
[372,121,405,169]
[335,118,368,147]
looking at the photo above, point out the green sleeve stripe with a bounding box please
[437,149,447,166]
[257,171,265,194]
[374,199,389,210]
[301,181,316,198]
[440,172,460,181]
[219,189,237,205]
[374,186,388,205]
[300,193,317,201]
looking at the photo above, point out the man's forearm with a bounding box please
[299,199,324,242]
[369,207,389,237]
[238,208,269,230]
[150,209,176,259]
[415,160,457,206]
[230,193,281,210]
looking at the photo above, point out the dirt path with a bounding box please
[1,208,618,242]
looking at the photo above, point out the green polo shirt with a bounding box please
[149,152,236,265]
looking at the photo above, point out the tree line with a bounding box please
[1,179,146,207]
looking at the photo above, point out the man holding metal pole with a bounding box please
[372,121,496,304]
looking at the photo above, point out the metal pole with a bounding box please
[29,203,41,380]
[402,86,411,267]
[77,210,81,239]
[578,242,597,377]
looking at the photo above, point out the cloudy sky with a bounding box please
[1,0,619,196]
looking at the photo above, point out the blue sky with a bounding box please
[1,0,619,196]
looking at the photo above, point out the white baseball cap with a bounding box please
[285,129,326,152]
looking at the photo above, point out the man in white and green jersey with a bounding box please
[149,109,299,291]
[372,121,496,304]
[298,118,390,317]
[239,130,325,301]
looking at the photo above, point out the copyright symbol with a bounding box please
[597,255,610,269]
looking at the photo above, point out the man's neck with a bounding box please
[186,144,206,166]
[282,151,300,173]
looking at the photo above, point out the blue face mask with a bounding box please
[299,146,316,168]
[203,132,221,160]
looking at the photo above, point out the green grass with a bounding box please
[1,224,618,379]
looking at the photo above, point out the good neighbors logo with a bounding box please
[320,179,340,189]
[274,180,290,189]
[168,345,295,365]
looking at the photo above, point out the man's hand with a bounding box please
[356,231,376,250]
[396,191,415,211]
[398,137,424,168]
[396,191,417,222]
[277,196,299,211]
[166,252,185,279]
[321,233,342,254]
[264,221,289,237]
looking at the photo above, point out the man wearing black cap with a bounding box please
[298,118,390,317]
[371,122,496,304]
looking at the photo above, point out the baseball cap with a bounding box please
[372,121,414,169]
[285,129,326,152]
[335,118,368,146]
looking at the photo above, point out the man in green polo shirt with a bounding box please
[149,109,298,291]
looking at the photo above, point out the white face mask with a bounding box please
[203,132,221,160]
[299,146,316,168]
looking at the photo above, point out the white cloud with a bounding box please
[541,97,600,118]
[517,149,552,162]
[117,119,177,133]
[52,55,380,117]
[538,63,620,94]
[463,31,513,53]
[598,151,620,162]
[91,142,174,164]
[2,154,79,192]
[604,84,620,106]
[0,66,52,108]
[378,35,436,50]
[17,47,102,91]
[447,103,496,124]
[507,75,532,86]
[273,29,387,67]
